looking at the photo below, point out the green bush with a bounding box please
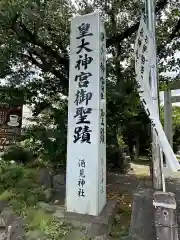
[1,145,34,164]
[173,126,180,153]
[21,124,67,169]
[0,161,46,209]
[0,161,71,239]
[26,208,72,240]
[0,161,24,189]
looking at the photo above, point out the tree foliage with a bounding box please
[0,0,179,169]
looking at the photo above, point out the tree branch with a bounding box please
[106,0,168,48]
[20,52,68,93]
[157,18,180,55]
[168,18,180,40]
[21,53,42,69]
[11,16,69,69]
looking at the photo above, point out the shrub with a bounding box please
[26,208,72,240]
[0,161,24,189]
[0,161,46,209]
[1,145,34,164]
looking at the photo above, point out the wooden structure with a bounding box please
[145,1,179,240]
[145,0,163,191]
[163,80,180,149]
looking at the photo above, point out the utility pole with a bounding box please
[145,0,164,191]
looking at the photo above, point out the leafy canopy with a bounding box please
[0,0,179,167]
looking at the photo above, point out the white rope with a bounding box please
[153,201,176,209]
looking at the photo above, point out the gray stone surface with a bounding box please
[26,230,45,240]
[39,200,118,240]
[6,220,26,240]
[166,180,180,201]
[37,168,52,189]
[52,206,65,219]
[0,201,8,239]
[121,236,133,240]
[0,231,6,240]
[64,200,118,239]
[44,188,52,202]
[52,186,66,202]
[94,235,112,240]
[64,229,86,240]
[53,174,66,188]
[1,206,14,226]
[5,213,26,239]
[0,205,26,240]
[129,188,156,240]
[64,200,117,226]
[165,179,180,238]
[52,174,66,202]
[37,202,56,213]
[0,201,7,214]
[64,227,114,240]
[130,177,180,239]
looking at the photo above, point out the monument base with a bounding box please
[53,200,118,240]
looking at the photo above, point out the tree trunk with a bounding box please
[134,136,140,161]
[128,137,134,161]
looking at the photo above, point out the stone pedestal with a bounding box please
[129,189,156,240]
[49,200,118,240]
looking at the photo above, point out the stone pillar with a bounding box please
[66,12,106,216]
[129,189,156,240]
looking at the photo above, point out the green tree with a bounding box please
[0,0,179,170]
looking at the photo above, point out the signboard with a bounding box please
[0,106,22,153]
[66,12,106,216]
[135,17,180,173]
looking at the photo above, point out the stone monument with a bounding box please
[66,11,106,216]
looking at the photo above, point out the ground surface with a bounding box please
[107,162,151,238]
[108,161,180,239]
[1,161,180,239]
